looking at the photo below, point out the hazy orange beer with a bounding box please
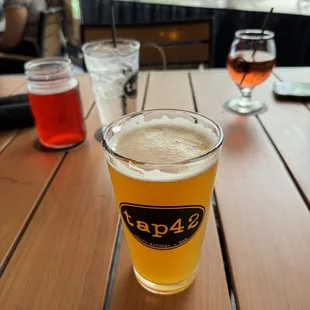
[102,109,223,294]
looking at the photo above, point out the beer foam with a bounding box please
[108,116,220,182]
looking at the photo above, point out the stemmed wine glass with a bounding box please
[224,29,276,115]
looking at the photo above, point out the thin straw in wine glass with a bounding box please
[252,7,274,59]
[239,7,274,86]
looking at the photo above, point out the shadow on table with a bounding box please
[112,267,194,309]
[33,138,87,153]
[222,116,254,152]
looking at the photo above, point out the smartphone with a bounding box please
[273,81,310,100]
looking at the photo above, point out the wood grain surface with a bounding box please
[0,110,119,310]
[0,126,62,269]
[0,75,26,96]
[3,69,309,310]
[109,71,231,310]
[256,68,310,203]
[144,71,193,109]
[0,72,148,309]
[0,130,19,153]
[0,75,94,271]
[0,76,26,152]
[191,70,310,310]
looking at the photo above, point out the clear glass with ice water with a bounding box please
[82,40,140,126]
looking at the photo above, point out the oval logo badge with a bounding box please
[124,71,138,98]
[120,203,205,250]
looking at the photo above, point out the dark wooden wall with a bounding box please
[79,0,310,68]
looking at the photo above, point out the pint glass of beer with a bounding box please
[102,109,223,295]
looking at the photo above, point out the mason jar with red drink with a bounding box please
[25,58,87,149]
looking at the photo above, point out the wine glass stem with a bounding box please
[239,87,253,107]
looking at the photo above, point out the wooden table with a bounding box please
[0,68,310,310]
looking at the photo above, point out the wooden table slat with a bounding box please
[143,71,193,109]
[0,127,63,267]
[0,75,26,97]
[2,69,310,310]
[109,71,231,310]
[0,130,20,153]
[191,70,310,310]
[0,73,149,310]
[0,110,118,309]
[255,68,310,204]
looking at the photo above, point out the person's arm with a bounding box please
[0,6,28,52]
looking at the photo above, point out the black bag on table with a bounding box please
[0,94,34,130]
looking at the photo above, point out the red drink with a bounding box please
[227,50,275,88]
[28,86,86,148]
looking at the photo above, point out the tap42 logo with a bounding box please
[120,203,205,250]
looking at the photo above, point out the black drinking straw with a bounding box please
[252,7,274,59]
[110,0,117,48]
[239,7,274,85]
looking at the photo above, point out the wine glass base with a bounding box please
[224,99,267,116]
